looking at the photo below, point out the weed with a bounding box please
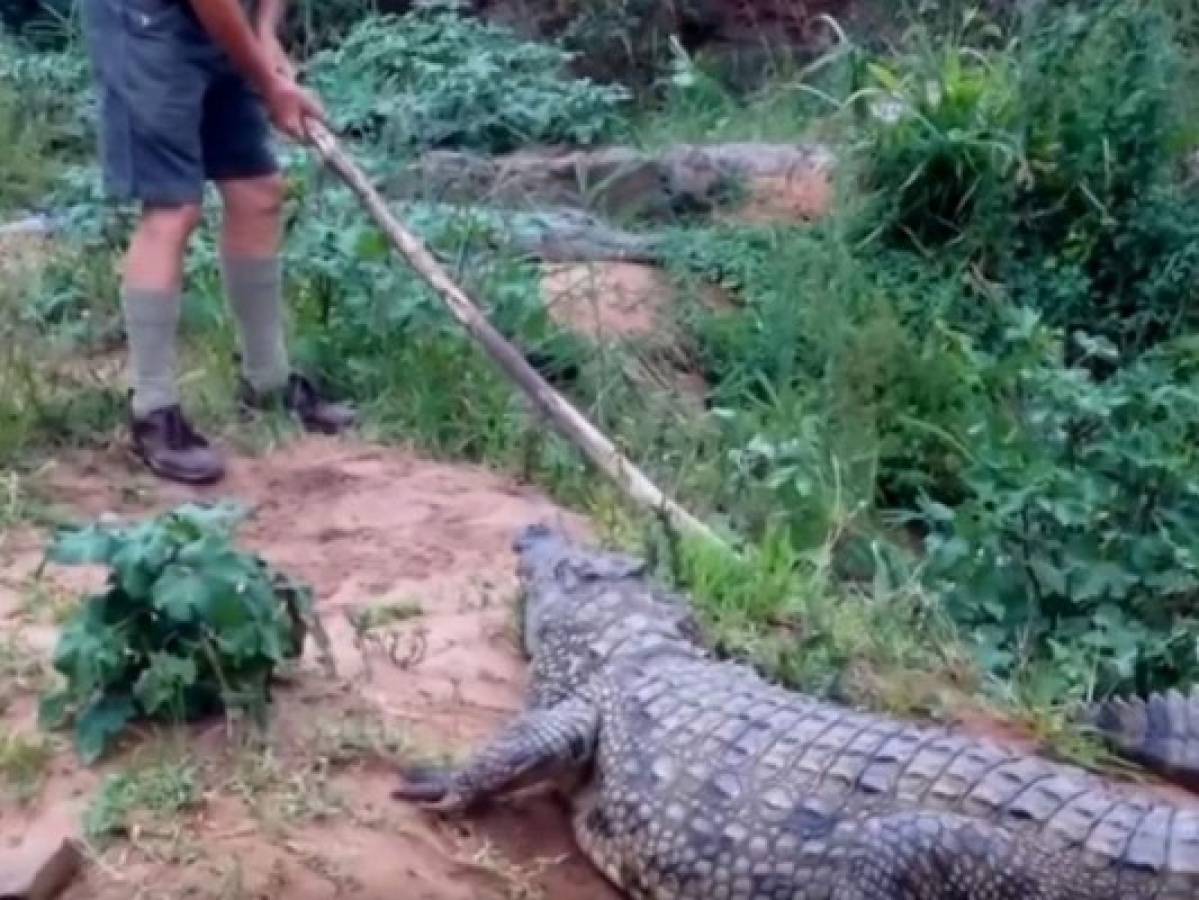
[0,77,53,213]
[0,630,48,711]
[854,0,1199,354]
[347,600,425,633]
[456,838,565,900]
[224,741,345,832]
[0,729,54,804]
[921,313,1199,699]
[39,502,315,762]
[85,757,201,845]
[662,523,963,711]
[17,574,79,623]
[0,242,126,471]
[309,2,629,155]
[309,716,410,767]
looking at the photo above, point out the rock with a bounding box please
[391,147,674,220]
[391,142,834,224]
[0,829,82,900]
[499,208,664,263]
[542,262,676,340]
[541,261,731,342]
[0,214,60,238]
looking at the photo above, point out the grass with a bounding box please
[0,630,49,711]
[0,729,54,804]
[15,576,80,624]
[347,599,425,635]
[84,752,202,845]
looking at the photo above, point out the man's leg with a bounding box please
[123,203,201,417]
[80,0,225,484]
[217,173,290,394]
[204,70,355,434]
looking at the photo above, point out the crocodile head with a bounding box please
[513,524,701,674]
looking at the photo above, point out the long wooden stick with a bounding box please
[304,120,728,552]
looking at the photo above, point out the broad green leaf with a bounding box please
[169,501,246,538]
[48,524,118,566]
[133,654,198,716]
[51,616,130,694]
[150,565,215,624]
[75,693,136,764]
[38,689,73,730]
[867,62,902,94]
[354,228,390,261]
[110,527,174,597]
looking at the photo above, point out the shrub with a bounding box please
[0,35,94,163]
[0,0,75,48]
[665,224,981,511]
[921,311,1199,700]
[38,503,314,763]
[308,0,630,155]
[855,0,1199,355]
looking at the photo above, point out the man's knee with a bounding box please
[220,174,285,224]
[138,203,203,245]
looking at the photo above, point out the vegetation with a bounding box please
[38,502,313,762]
[2,0,1198,788]
[310,1,630,154]
[84,755,200,843]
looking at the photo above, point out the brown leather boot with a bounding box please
[130,404,225,485]
[239,373,357,435]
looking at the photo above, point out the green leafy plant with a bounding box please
[855,0,1199,355]
[84,759,200,844]
[309,0,629,155]
[0,35,93,161]
[921,311,1199,700]
[0,730,53,805]
[38,502,314,763]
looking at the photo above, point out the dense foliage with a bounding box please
[38,503,313,763]
[921,318,1199,698]
[856,1,1199,356]
[661,0,1199,702]
[309,1,629,154]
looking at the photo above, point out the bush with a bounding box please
[38,503,314,763]
[921,312,1199,700]
[0,0,75,48]
[308,0,630,155]
[0,35,94,163]
[855,0,1199,355]
[665,224,982,513]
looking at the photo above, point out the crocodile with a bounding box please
[394,525,1199,899]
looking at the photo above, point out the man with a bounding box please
[81,0,356,485]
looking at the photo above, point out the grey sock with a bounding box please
[222,254,290,393]
[122,285,182,417]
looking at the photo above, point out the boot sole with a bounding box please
[128,446,226,486]
[239,401,356,436]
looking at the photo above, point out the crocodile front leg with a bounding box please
[393,696,598,813]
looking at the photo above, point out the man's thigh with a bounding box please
[82,0,220,206]
[81,0,276,204]
[200,70,278,184]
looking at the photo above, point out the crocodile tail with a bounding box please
[1088,688,1199,792]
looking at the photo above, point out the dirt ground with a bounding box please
[0,435,620,900]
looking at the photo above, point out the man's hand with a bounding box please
[188,0,323,143]
[263,73,325,143]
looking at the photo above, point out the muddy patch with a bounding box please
[0,436,618,899]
